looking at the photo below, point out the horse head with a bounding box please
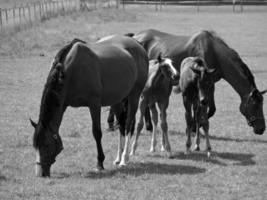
[190,57,217,106]
[30,119,63,177]
[157,53,179,83]
[240,89,266,135]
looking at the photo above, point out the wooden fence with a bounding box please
[0,0,119,32]
[121,0,267,12]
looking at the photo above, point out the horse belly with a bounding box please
[100,61,137,106]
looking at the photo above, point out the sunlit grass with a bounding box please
[0,5,267,200]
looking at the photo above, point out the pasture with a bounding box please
[1,5,267,200]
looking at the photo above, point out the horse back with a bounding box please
[63,36,148,107]
[134,29,189,71]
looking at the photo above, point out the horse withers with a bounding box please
[30,35,149,177]
[179,57,216,157]
[130,54,179,157]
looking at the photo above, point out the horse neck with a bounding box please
[218,55,255,99]
[39,79,66,134]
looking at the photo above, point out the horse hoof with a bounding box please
[95,167,104,173]
[160,146,166,152]
[185,149,191,155]
[149,148,155,153]
[113,159,120,165]
[167,152,173,159]
[194,146,200,151]
[207,151,211,158]
[118,161,127,167]
[130,151,135,156]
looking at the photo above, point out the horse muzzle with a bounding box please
[251,118,265,135]
[253,126,265,135]
[35,163,51,177]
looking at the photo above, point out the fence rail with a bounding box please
[121,0,267,11]
[0,0,119,32]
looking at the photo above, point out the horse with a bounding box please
[179,57,216,157]
[30,35,149,177]
[130,54,179,157]
[132,29,266,136]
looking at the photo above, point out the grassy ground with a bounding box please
[0,5,267,200]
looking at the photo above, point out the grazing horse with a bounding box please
[130,54,179,157]
[179,57,216,157]
[133,29,266,136]
[30,35,148,177]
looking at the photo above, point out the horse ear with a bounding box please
[206,68,217,74]
[157,53,163,63]
[251,89,259,97]
[190,66,201,75]
[30,118,37,128]
[260,89,267,95]
[56,63,63,73]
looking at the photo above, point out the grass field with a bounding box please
[0,5,267,200]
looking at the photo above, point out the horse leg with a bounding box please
[194,105,201,151]
[106,107,115,131]
[149,103,158,153]
[194,123,201,151]
[130,99,146,156]
[207,84,216,119]
[203,121,211,158]
[112,103,126,165]
[89,106,105,171]
[183,96,193,154]
[159,101,171,157]
[119,96,139,166]
[144,106,153,132]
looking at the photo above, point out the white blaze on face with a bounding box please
[35,150,42,177]
[163,58,177,77]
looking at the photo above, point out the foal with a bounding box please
[130,54,178,157]
[179,57,216,157]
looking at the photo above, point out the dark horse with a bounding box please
[133,29,266,135]
[30,35,148,177]
[179,57,216,157]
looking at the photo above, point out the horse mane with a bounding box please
[33,38,86,148]
[186,30,256,87]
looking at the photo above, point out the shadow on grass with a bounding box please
[53,162,206,179]
[85,162,206,179]
[251,69,267,74]
[0,174,7,183]
[169,130,267,144]
[172,151,255,166]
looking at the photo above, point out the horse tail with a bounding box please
[124,33,135,37]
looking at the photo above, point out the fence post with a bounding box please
[23,5,26,20]
[0,9,2,30]
[13,8,15,25]
[122,0,125,9]
[116,0,119,9]
[19,7,22,24]
[4,9,8,25]
[39,2,42,20]
[241,0,244,12]
[28,4,32,24]
[62,0,65,14]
